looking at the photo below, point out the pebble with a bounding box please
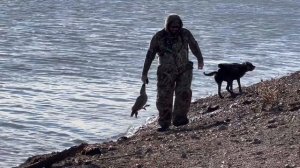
[190,135,200,139]
[267,124,278,129]
[205,105,220,113]
[252,138,262,144]
[181,152,187,158]
[82,147,102,156]
[218,124,228,131]
[256,151,264,155]
[136,164,143,168]
[267,118,277,124]
[243,100,254,105]
[117,136,128,143]
[108,145,117,151]
[230,103,238,108]
[285,164,295,168]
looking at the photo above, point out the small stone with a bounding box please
[231,139,240,143]
[267,118,277,124]
[243,100,254,105]
[145,148,153,155]
[252,138,262,144]
[256,151,264,155]
[191,135,200,139]
[145,137,152,141]
[218,124,228,131]
[285,164,295,168]
[82,147,102,156]
[168,145,174,149]
[108,145,117,151]
[267,124,278,129]
[117,136,128,143]
[230,134,237,137]
[230,103,238,108]
[82,161,92,165]
[205,105,219,113]
[181,152,187,159]
[136,164,143,168]
[289,105,300,111]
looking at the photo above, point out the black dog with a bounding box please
[204,62,255,98]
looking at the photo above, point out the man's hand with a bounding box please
[198,62,204,70]
[141,75,149,84]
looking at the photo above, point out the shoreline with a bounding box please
[18,71,300,168]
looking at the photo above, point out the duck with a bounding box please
[131,84,149,118]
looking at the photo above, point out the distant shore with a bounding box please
[18,71,300,168]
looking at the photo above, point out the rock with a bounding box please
[205,105,219,113]
[218,124,228,131]
[267,124,278,129]
[145,148,153,155]
[82,147,102,156]
[252,138,262,144]
[230,103,238,108]
[108,145,117,151]
[135,148,144,158]
[255,151,264,155]
[145,137,152,141]
[285,164,295,168]
[82,163,100,168]
[267,118,277,124]
[191,135,200,139]
[136,164,143,168]
[181,152,187,159]
[289,104,300,111]
[242,100,254,105]
[117,136,128,143]
[231,139,240,143]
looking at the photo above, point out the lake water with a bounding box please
[0,0,299,167]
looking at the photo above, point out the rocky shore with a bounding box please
[18,71,300,168]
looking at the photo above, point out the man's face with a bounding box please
[169,21,180,35]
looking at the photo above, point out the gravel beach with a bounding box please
[18,71,300,168]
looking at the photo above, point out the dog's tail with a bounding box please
[203,71,217,76]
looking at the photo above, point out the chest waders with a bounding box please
[156,32,193,128]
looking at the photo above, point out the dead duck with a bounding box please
[131,84,149,118]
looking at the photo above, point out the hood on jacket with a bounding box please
[164,14,183,32]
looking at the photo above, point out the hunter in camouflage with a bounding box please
[141,14,204,131]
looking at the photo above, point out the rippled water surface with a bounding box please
[0,0,299,167]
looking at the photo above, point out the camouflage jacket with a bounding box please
[142,28,203,76]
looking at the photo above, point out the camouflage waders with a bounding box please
[156,63,193,128]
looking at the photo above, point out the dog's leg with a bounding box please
[229,81,233,91]
[217,82,223,98]
[226,81,236,98]
[237,79,242,93]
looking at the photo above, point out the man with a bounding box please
[141,14,204,132]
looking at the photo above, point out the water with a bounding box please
[0,0,299,167]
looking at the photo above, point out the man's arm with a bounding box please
[187,30,204,69]
[141,34,158,83]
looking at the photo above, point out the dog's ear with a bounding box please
[244,62,251,66]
